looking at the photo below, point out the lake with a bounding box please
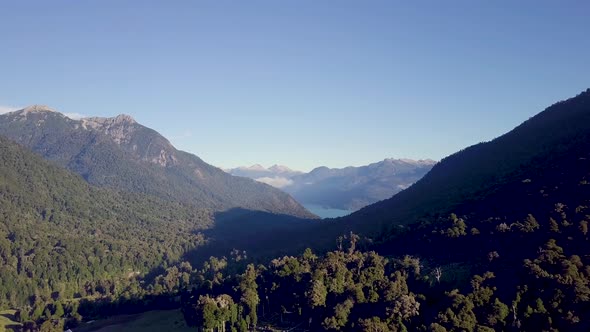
[303,204,352,219]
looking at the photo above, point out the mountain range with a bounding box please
[0,105,314,219]
[3,89,590,331]
[227,159,436,211]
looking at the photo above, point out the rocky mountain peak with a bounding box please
[20,104,57,114]
[80,114,138,145]
[81,114,136,127]
[268,164,296,173]
[114,114,136,124]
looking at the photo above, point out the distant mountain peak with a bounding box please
[239,164,266,171]
[82,114,136,126]
[269,164,297,173]
[21,104,57,114]
[12,105,61,118]
[393,158,437,165]
[79,114,140,146]
[383,158,434,163]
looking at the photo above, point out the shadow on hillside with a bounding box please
[33,209,341,330]
[1,312,21,331]
[1,312,16,322]
[182,208,325,265]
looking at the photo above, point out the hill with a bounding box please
[0,106,314,218]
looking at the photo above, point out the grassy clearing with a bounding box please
[75,309,192,332]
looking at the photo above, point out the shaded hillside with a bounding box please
[0,106,314,218]
[170,89,590,332]
[339,89,590,238]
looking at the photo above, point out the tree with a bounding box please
[580,220,588,236]
[31,302,45,321]
[516,214,540,233]
[53,301,64,318]
[433,267,443,283]
[348,232,360,254]
[445,214,467,237]
[322,299,354,330]
[239,264,259,329]
[308,278,327,308]
[39,319,64,332]
[359,317,391,332]
[389,293,420,320]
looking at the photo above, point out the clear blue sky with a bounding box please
[1,1,589,171]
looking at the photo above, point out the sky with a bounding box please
[1,1,589,172]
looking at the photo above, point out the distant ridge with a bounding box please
[227,158,436,210]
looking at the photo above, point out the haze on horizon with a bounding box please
[1,1,589,172]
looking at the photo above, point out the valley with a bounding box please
[1,3,588,331]
[2,89,590,331]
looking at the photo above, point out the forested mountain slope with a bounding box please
[0,106,314,218]
[339,88,590,238]
[0,135,213,308]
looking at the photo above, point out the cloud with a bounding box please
[0,105,20,114]
[255,176,294,188]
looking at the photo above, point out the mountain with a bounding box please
[227,159,435,211]
[334,88,590,239]
[285,159,436,210]
[0,106,314,218]
[225,164,303,188]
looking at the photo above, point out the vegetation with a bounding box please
[0,135,211,311]
[0,310,21,331]
[2,89,590,331]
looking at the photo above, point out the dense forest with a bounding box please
[18,198,590,331]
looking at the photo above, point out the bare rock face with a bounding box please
[81,114,137,144]
[21,104,57,114]
[11,105,62,122]
[78,114,178,167]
